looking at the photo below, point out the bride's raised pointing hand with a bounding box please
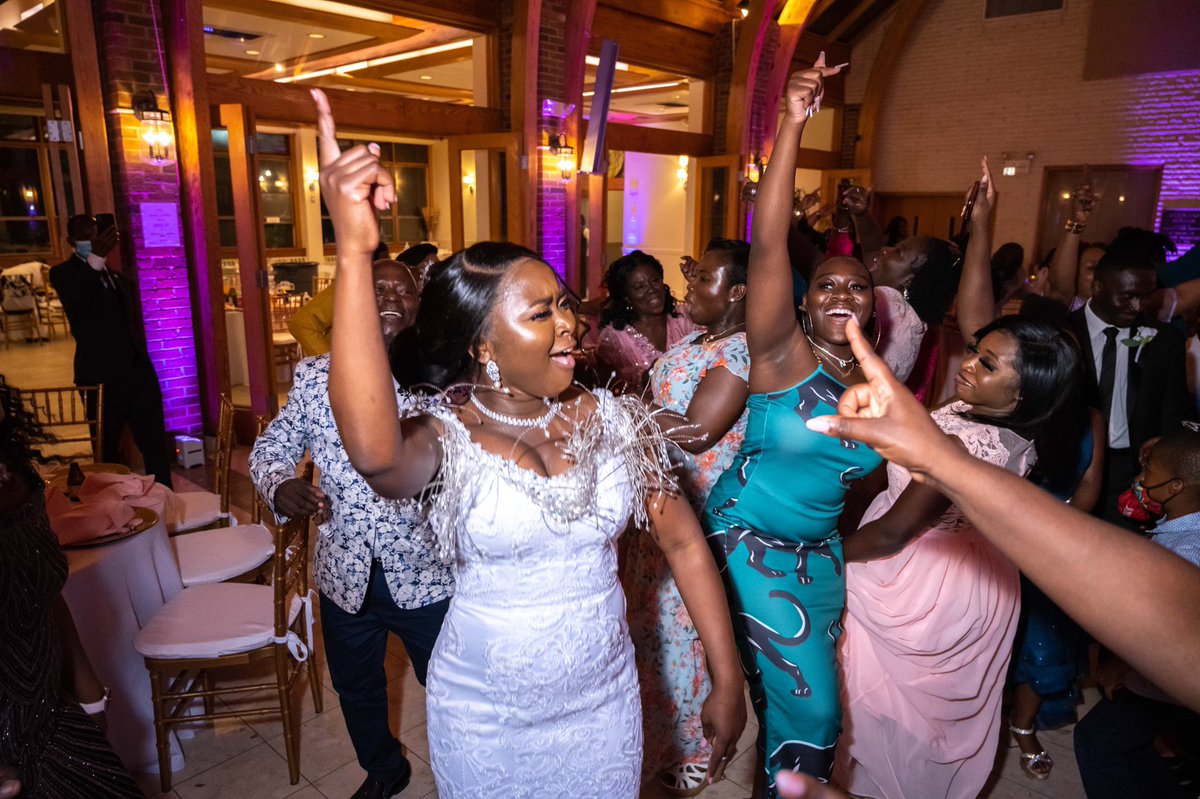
[312,88,395,258]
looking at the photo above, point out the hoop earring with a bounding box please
[800,308,813,336]
[485,360,506,392]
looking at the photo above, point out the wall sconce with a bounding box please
[132,90,174,165]
[737,0,749,18]
[549,132,574,182]
[462,173,476,193]
[304,167,320,193]
[676,155,689,187]
[741,155,763,203]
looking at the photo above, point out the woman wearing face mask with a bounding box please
[313,90,744,798]
[595,251,700,392]
[702,57,881,797]
[834,311,1082,798]
[626,237,752,796]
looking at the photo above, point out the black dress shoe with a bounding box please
[350,758,412,799]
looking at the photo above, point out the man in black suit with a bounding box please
[1068,247,1192,525]
[50,214,173,486]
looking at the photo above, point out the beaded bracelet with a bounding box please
[1065,221,1086,234]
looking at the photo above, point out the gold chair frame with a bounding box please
[18,385,104,462]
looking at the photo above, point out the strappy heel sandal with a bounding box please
[660,761,711,797]
[1010,724,1054,780]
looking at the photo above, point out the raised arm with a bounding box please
[747,56,845,370]
[315,90,440,499]
[845,186,886,255]
[954,158,997,339]
[1047,183,1095,302]
[808,318,1200,712]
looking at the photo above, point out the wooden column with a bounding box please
[510,0,542,250]
[219,103,277,418]
[724,0,779,157]
[165,0,230,433]
[562,0,598,292]
[60,0,115,214]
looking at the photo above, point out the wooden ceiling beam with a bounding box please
[312,74,472,100]
[206,73,500,134]
[590,5,715,77]
[256,37,386,74]
[605,122,713,156]
[826,0,877,41]
[338,0,500,32]
[0,28,58,48]
[339,47,472,81]
[204,53,262,75]
[597,0,733,32]
[204,0,421,42]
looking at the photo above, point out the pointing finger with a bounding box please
[815,50,826,69]
[312,89,340,168]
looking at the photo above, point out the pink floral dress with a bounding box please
[624,332,750,778]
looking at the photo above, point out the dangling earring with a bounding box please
[870,310,881,349]
[485,359,504,391]
[800,308,813,336]
[902,285,911,301]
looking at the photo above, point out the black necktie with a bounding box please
[1098,326,1120,418]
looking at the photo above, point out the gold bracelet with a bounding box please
[1065,221,1086,234]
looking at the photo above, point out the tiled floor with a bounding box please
[0,339,1092,799]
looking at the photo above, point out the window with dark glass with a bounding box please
[0,113,53,256]
[210,130,300,251]
[321,140,431,251]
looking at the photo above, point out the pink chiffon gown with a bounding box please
[835,402,1036,799]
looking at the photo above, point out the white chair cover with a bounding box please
[173,523,274,587]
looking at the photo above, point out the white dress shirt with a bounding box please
[1084,300,1136,448]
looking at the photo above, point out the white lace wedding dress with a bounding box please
[424,390,669,798]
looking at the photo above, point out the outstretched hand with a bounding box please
[784,52,847,123]
[969,156,996,224]
[1072,183,1096,224]
[805,317,960,484]
[312,89,395,258]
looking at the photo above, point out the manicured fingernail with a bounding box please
[368,142,381,155]
[806,416,834,433]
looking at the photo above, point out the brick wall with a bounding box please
[849,0,1200,256]
[537,0,569,273]
[94,0,202,435]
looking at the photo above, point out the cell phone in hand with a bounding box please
[959,180,981,238]
[96,213,116,233]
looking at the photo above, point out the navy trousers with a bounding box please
[1074,690,1200,799]
[319,561,450,784]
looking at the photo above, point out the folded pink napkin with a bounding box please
[45,485,136,545]
[77,472,179,526]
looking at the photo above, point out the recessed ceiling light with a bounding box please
[308,32,325,39]
[420,74,433,80]
[246,49,260,55]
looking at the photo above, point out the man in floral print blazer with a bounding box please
[250,257,452,799]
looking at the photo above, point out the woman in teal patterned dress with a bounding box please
[702,56,881,797]
[626,238,752,796]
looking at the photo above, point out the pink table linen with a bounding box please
[61,512,187,774]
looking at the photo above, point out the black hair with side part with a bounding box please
[966,314,1082,438]
[388,242,542,392]
[704,237,750,287]
[598,250,677,330]
[396,242,438,267]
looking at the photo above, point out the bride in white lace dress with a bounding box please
[312,90,746,798]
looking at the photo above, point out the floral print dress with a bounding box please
[625,331,750,777]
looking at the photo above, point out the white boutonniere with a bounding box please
[1121,326,1157,361]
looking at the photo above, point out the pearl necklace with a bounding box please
[806,335,857,375]
[470,393,561,429]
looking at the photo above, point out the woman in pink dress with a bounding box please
[595,251,700,393]
[834,163,1083,799]
[835,314,1081,799]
